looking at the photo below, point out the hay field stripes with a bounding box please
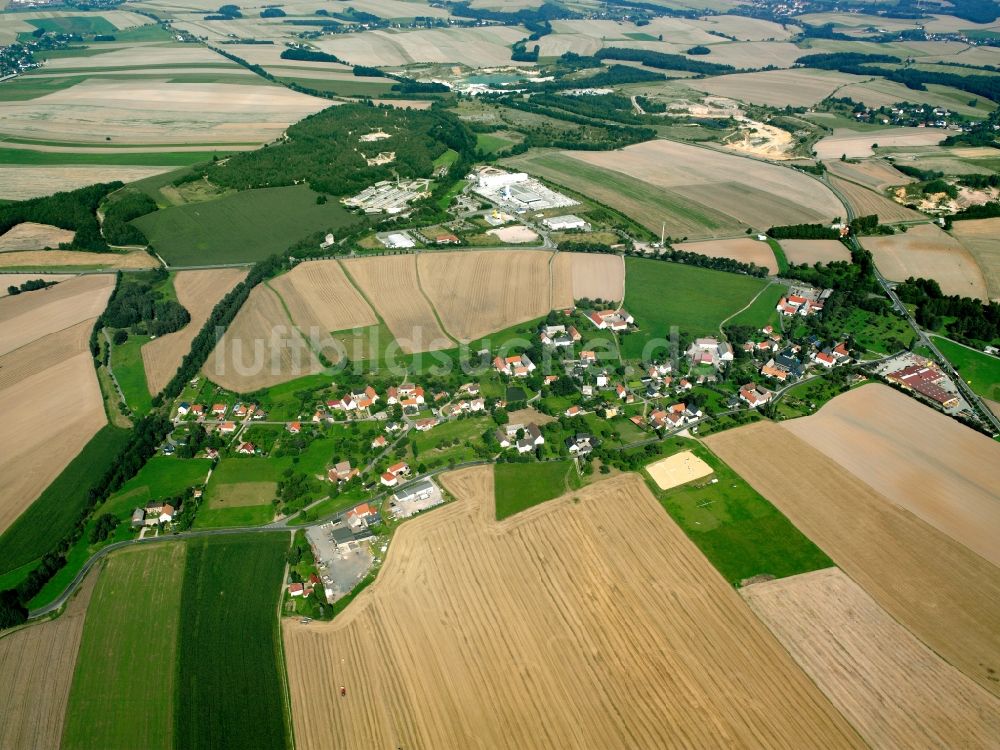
[0,564,97,750]
[417,250,554,342]
[951,217,1000,301]
[142,268,246,395]
[828,175,926,224]
[783,384,1000,568]
[203,283,322,392]
[283,467,865,750]
[743,568,1000,749]
[861,222,989,300]
[314,26,530,68]
[706,420,1000,698]
[268,260,378,336]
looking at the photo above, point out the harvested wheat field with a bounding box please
[824,158,914,191]
[0,318,92,392]
[706,420,1000,697]
[0,249,159,270]
[283,467,863,750]
[0,273,71,296]
[341,255,451,353]
[563,141,843,236]
[690,69,865,108]
[204,284,321,392]
[814,127,947,160]
[675,238,778,274]
[142,268,246,395]
[0,222,74,252]
[829,175,925,224]
[779,239,851,265]
[862,223,988,300]
[316,26,531,68]
[0,274,112,356]
[951,218,1000,301]
[0,566,97,750]
[646,450,713,490]
[269,261,376,335]
[552,251,625,306]
[785,384,1000,566]
[743,568,1000,749]
[418,250,553,342]
[0,166,173,201]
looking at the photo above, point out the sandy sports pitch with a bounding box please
[646,450,714,490]
[743,568,1000,748]
[951,217,1000,301]
[142,268,246,395]
[779,239,851,265]
[0,222,74,252]
[283,467,862,749]
[486,225,539,244]
[814,127,947,160]
[784,384,1000,567]
[706,418,1000,698]
[861,223,988,300]
[676,237,778,274]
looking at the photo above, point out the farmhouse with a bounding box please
[372,435,387,449]
[739,383,773,408]
[812,351,836,368]
[565,433,597,456]
[159,504,176,524]
[495,422,544,451]
[131,508,145,527]
[329,460,359,483]
[380,461,411,487]
[687,337,734,368]
[540,324,580,348]
[493,354,536,377]
[586,309,634,331]
[237,442,256,455]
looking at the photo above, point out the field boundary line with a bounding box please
[412,252,459,346]
[263,279,330,365]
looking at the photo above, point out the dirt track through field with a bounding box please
[784,384,1000,566]
[142,268,245,395]
[0,563,97,750]
[283,468,864,750]
[417,250,553,341]
[743,568,1000,749]
[706,420,1000,698]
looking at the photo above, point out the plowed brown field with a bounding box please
[553,251,626,304]
[829,175,925,223]
[706,420,1000,698]
[142,268,246,395]
[417,250,553,341]
[784,384,1000,566]
[862,223,988,300]
[203,284,321,392]
[269,260,377,334]
[0,564,97,750]
[283,468,863,750]
[341,255,451,353]
[743,568,1000,749]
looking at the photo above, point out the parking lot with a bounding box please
[307,522,374,602]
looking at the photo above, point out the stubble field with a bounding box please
[0,273,71,297]
[779,239,852,265]
[784,384,1000,566]
[951,217,1000,301]
[675,237,778,274]
[0,165,173,201]
[283,467,862,749]
[0,566,97,750]
[552,251,625,305]
[315,26,530,67]
[0,248,159,270]
[743,567,1000,749]
[0,222,74,251]
[142,268,246,395]
[861,223,989,300]
[689,68,866,108]
[828,175,925,223]
[824,158,913,191]
[706,418,1000,698]
[814,127,947,160]
[268,260,378,335]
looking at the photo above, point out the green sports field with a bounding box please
[132,184,364,266]
[494,460,576,520]
[62,544,187,750]
[622,257,769,359]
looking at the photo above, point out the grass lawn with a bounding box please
[411,416,489,469]
[175,534,291,749]
[0,425,129,576]
[275,75,394,97]
[934,336,1000,401]
[110,332,154,415]
[623,257,768,359]
[434,148,460,169]
[28,16,116,35]
[476,133,516,154]
[104,456,211,516]
[766,238,789,274]
[646,440,832,585]
[837,307,914,356]
[726,284,784,331]
[494,460,577,520]
[62,544,186,750]
[194,503,275,527]
[206,481,277,508]
[132,184,364,266]
[0,146,228,166]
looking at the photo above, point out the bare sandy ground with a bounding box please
[0,249,158,270]
[815,127,947,160]
[283,468,863,749]
[676,237,778,274]
[0,566,97,750]
[0,274,112,356]
[743,568,1000,749]
[784,384,1000,566]
[862,223,989,300]
[706,419,1000,698]
[486,225,539,244]
[646,450,713,490]
[142,268,246,395]
[0,222,74,252]
[951,217,1000,301]
[0,273,72,297]
[780,239,851,265]
[0,167,173,201]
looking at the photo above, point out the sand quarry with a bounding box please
[283,467,862,749]
[706,386,1000,699]
[646,450,713,490]
[862,223,989,300]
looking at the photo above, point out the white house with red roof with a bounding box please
[237,441,256,455]
[414,417,439,432]
[372,435,387,449]
[328,460,359,483]
[812,350,836,368]
[218,421,237,434]
[493,354,535,377]
[586,309,633,331]
[739,384,772,408]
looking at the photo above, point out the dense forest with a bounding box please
[203,103,475,195]
[0,182,121,251]
[768,223,841,240]
[895,276,1000,343]
[102,270,190,337]
[102,190,158,246]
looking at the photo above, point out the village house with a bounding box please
[677,378,692,392]
[540,324,580,348]
[287,421,301,434]
[380,461,411,487]
[218,421,237,434]
[211,403,227,416]
[580,350,597,364]
[345,502,379,530]
[414,417,439,432]
[565,433,597,456]
[159,503,176,524]
[586,309,634,331]
[328,460,359,483]
[459,382,481,396]
[603,405,619,419]
[237,442,256,455]
[565,405,583,417]
[833,342,851,361]
[312,410,327,423]
[495,423,544,451]
[372,435,387,449]
[687,337,734,368]
[494,353,536,378]
[131,508,145,527]
[812,350,836,368]
[190,404,205,417]
[739,383,773,408]
[205,447,219,460]
[177,402,191,416]
[233,404,249,419]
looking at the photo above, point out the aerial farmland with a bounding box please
[1,0,999,745]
